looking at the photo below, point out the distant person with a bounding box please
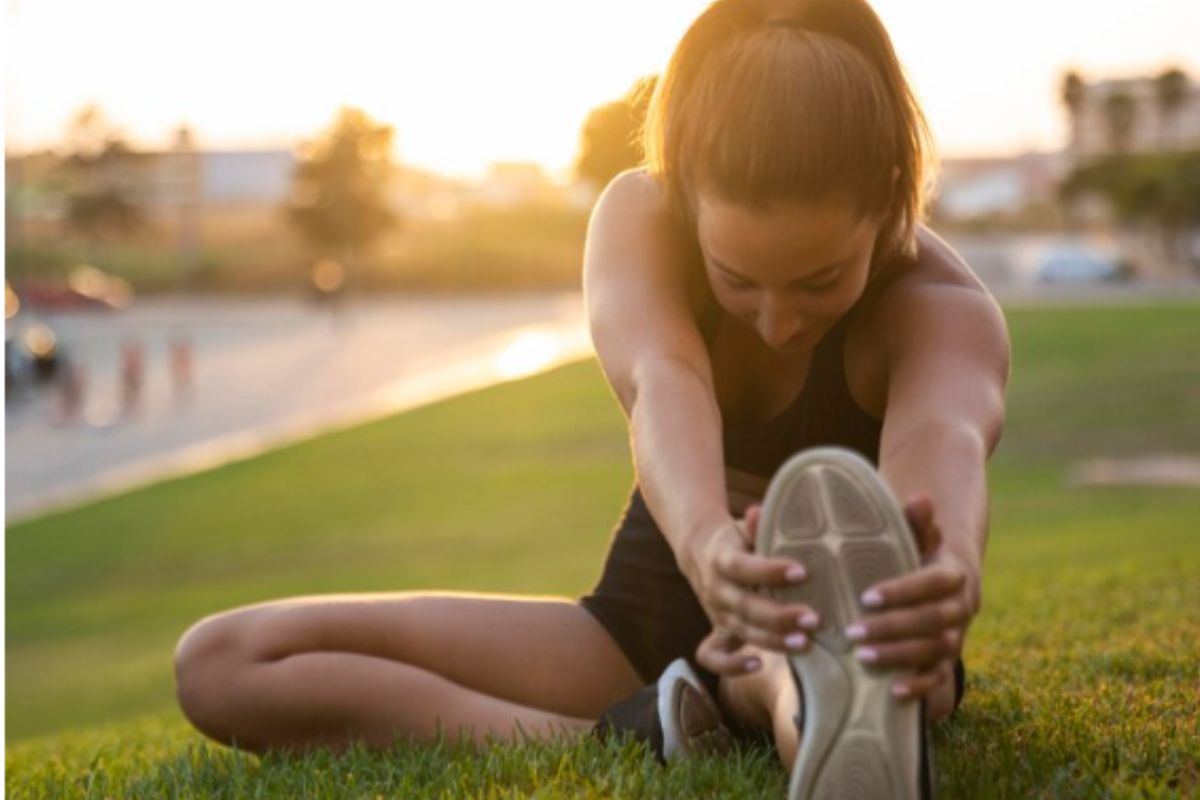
[52,359,86,426]
[173,2,1009,798]
[169,333,194,399]
[119,337,146,417]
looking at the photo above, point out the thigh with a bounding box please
[180,591,645,719]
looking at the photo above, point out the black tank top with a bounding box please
[697,301,884,514]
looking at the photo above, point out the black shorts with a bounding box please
[578,488,967,711]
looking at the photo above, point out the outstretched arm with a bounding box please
[851,240,1011,703]
[584,170,815,662]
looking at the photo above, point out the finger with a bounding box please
[714,548,807,587]
[861,563,966,610]
[714,583,821,634]
[902,493,940,557]
[713,606,816,655]
[695,630,762,676]
[890,660,954,703]
[903,492,934,536]
[851,634,955,671]
[743,505,762,546]
[846,599,970,643]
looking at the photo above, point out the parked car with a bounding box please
[5,283,64,394]
[1036,247,1131,285]
[13,265,133,312]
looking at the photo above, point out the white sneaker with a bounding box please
[757,448,933,800]
[592,657,732,762]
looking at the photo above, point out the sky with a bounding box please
[5,0,1199,181]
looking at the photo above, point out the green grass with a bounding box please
[7,302,1200,798]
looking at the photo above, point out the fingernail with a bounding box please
[744,658,762,672]
[845,623,867,641]
[861,589,883,608]
[785,564,806,582]
[855,647,878,664]
[784,633,808,651]
[892,683,911,698]
[800,611,820,630]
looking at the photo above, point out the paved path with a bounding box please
[5,293,591,521]
[9,275,1196,522]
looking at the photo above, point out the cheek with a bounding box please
[705,275,752,315]
[715,294,756,326]
[819,265,871,315]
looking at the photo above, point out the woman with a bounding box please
[174,0,1009,796]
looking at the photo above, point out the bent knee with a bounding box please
[174,609,263,743]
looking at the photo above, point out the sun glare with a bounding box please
[493,330,563,380]
[5,0,1198,173]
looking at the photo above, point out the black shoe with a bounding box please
[759,448,931,800]
[592,657,733,763]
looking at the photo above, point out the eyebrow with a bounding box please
[711,257,849,286]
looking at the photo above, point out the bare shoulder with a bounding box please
[583,169,714,413]
[595,167,666,207]
[585,168,707,307]
[863,226,1010,364]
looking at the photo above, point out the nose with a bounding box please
[757,296,804,349]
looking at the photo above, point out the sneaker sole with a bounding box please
[756,448,923,800]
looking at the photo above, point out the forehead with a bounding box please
[694,194,871,270]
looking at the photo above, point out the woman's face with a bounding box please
[694,192,881,355]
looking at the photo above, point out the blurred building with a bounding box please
[197,150,295,206]
[390,166,471,221]
[474,162,561,207]
[139,147,295,211]
[935,152,1069,220]
[1066,73,1200,161]
[390,161,595,220]
[5,146,296,219]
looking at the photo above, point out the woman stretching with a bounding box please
[173,0,1009,797]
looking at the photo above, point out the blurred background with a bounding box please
[6,0,1199,518]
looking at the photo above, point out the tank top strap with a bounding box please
[697,298,723,347]
[811,304,856,371]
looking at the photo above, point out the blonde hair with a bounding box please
[643,0,937,267]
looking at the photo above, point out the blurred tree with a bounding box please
[1103,90,1137,154]
[1060,70,1086,117]
[575,76,658,190]
[61,105,143,246]
[286,107,398,290]
[1061,150,1200,273]
[172,125,203,283]
[1154,67,1190,149]
[1060,70,1087,161]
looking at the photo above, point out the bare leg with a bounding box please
[174,592,644,755]
[718,650,801,765]
[716,647,958,769]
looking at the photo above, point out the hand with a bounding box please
[847,493,980,703]
[691,506,822,676]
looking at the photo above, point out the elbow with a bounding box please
[884,417,992,468]
[980,386,1007,456]
[628,354,712,419]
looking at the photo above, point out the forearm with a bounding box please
[629,359,730,581]
[879,422,991,610]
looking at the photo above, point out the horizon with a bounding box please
[6,0,1199,182]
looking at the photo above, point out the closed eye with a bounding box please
[722,272,755,290]
[798,273,841,292]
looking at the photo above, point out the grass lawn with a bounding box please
[7,302,1200,798]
